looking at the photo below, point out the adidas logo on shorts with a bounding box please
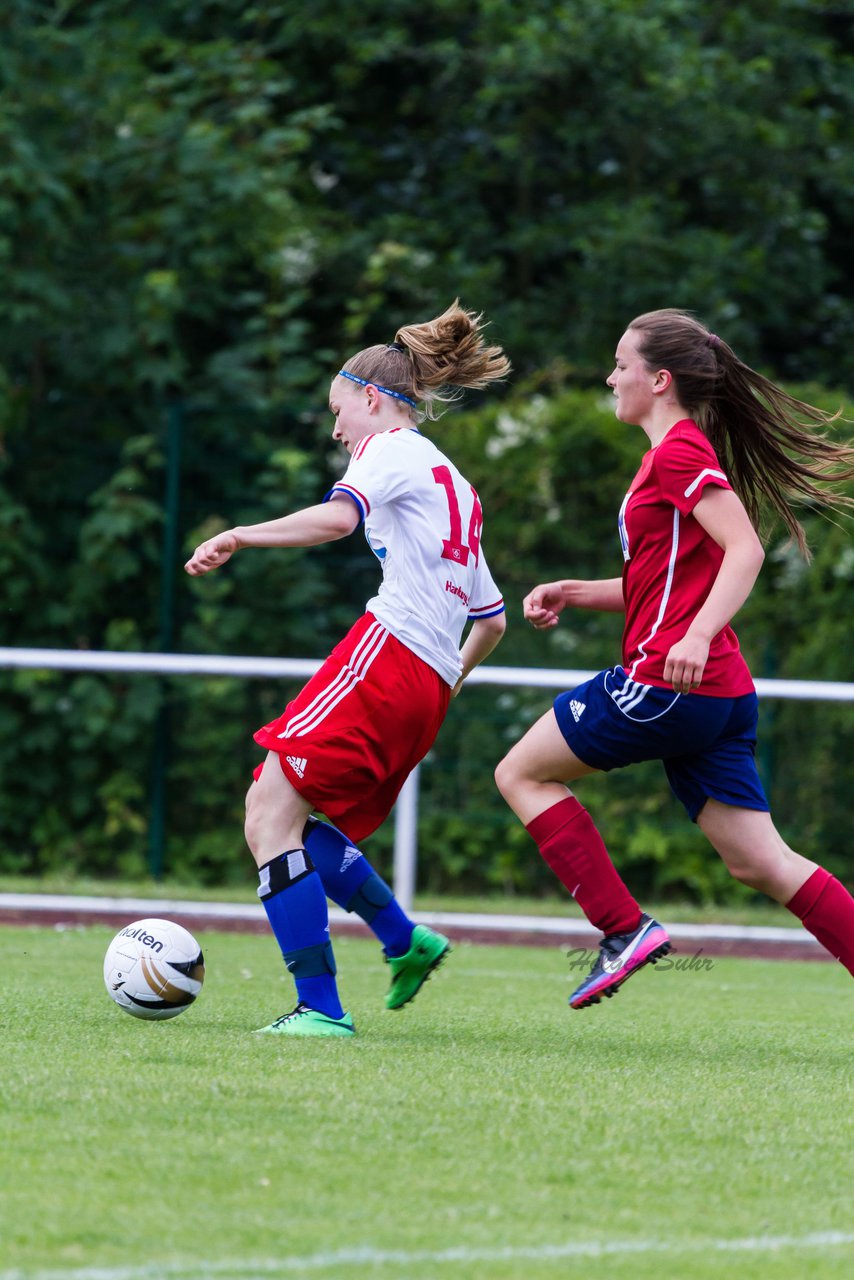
[570,699,586,722]
[285,755,308,778]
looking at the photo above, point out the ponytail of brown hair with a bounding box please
[629,308,854,558]
[341,300,510,421]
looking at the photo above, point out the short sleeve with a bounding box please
[323,431,411,522]
[468,550,505,619]
[655,430,731,516]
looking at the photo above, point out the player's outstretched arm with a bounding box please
[184,499,360,576]
[184,529,240,575]
[523,577,624,628]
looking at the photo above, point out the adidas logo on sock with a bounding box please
[340,845,362,872]
[285,755,308,778]
[570,699,586,722]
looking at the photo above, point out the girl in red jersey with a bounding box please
[495,308,854,1009]
[185,302,508,1036]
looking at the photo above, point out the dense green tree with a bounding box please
[2,0,852,412]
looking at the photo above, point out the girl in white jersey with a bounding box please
[495,308,854,1010]
[185,302,509,1037]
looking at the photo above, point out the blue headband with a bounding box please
[337,369,417,408]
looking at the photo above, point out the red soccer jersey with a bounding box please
[617,419,755,695]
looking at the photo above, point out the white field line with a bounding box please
[0,893,818,947]
[2,1231,853,1279]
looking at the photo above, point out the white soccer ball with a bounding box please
[104,918,205,1021]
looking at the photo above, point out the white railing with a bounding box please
[3,646,854,910]
[4,645,854,699]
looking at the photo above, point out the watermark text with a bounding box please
[566,946,714,973]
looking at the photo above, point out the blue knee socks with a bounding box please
[303,817,415,957]
[257,849,344,1019]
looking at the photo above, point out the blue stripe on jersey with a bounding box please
[469,601,505,619]
[323,484,368,521]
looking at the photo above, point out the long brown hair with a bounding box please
[629,308,854,557]
[341,300,511,421]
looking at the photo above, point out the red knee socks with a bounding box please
[526,796,641,936]
[786,867,854,975]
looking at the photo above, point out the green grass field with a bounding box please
[1,924,852,1280]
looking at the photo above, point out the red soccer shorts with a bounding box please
[253,612,451,842]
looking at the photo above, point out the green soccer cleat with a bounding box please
[254,1003,355,1037]
[385,925,450,1010]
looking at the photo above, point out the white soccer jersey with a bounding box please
[324,427,505,686]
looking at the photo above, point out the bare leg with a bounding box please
[698,799,854,974]
[244,751,313,866]
[494,708,597,822]
[696,800,817,903]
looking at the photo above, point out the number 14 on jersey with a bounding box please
[432,465,483,567]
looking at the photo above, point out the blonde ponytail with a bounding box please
[341,300,510,421]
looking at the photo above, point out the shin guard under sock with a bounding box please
[786,867,854,976]
[526,796,641,936]
[302,817,414,957]
[257,849,344,1018]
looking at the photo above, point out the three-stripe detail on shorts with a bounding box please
[608,673,680,722]
[278,619,389,739]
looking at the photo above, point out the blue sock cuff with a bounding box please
[345,871,394,923]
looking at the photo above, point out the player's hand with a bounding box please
[523,581,567,629]
[663,634,710,693]
[184,530,239,576]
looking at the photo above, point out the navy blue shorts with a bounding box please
[553,666,769,822]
